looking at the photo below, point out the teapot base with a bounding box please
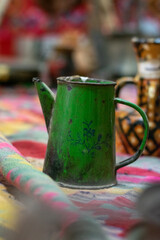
[58,181,117,190]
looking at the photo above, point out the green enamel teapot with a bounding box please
[33,76,149,189]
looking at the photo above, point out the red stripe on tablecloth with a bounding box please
[12,140,47,158]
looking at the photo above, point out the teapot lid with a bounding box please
[57,76,116,86]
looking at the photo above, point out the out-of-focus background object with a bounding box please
[89,0,160,79]
[116,38,160,157]
[0,0,91,86]
[0,0,10,24]
[0,0,160,86]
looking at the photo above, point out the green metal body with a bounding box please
[33,76,149,189]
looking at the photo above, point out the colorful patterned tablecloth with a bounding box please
[0,86,160,240]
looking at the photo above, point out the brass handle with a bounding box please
[115,77,136,98]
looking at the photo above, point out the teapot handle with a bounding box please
[115,77,136,98]
[114,98,149,170]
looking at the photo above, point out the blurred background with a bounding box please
[0,0,159,87]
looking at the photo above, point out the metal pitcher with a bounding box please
[33,76,149,189]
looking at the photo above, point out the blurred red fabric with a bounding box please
[0,0,88,56]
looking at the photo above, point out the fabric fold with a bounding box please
[0,132,106,240]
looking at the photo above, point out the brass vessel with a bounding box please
[116,38,160,156]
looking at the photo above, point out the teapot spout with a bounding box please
[33,78,55,132]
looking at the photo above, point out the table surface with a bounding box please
[0,86,159,240]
